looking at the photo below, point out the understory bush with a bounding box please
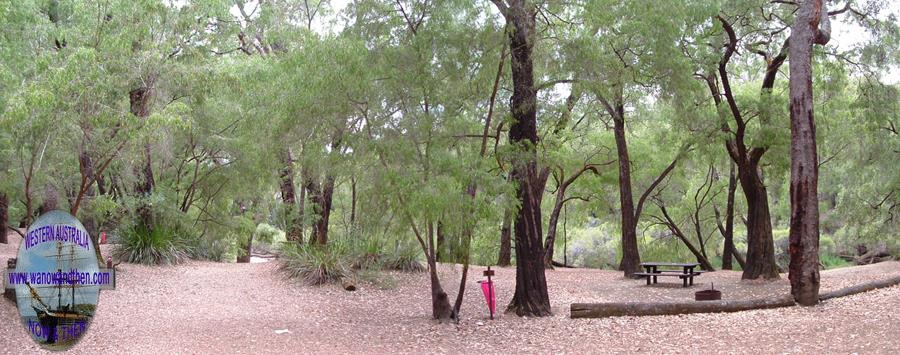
[253,223,286,255]
[279,242,350,285]
[112,194,197,265]
[380,239,426,272]
[278,229,426,286]
[113,220,194,265]
[342,229,425,272]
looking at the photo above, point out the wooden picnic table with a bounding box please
[636,262,701,287]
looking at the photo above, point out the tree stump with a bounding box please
[341,277,356,291]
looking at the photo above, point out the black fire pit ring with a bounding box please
[695,289,722,301]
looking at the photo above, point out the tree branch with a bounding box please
[635,156,680,222]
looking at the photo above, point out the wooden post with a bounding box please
[484,266,495,320]
[4,258,16,304]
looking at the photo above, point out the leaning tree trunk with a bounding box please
[544,191,566,267]
[788,0,829,306]
[427,250,454,319]
[613,111,641,278]
[0,193,8,244]
[496,0,551,317]
[659,205,715,271]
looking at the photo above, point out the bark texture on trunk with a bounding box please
[279,148,303,243]
[722,163,737,269]
[305,177,321,244]
[498,208,512,266]
[571,295,796,318]
[38,184,58,214]
[735,164,780,279]
[788,0,829,306]
[544,191,565,267]
[313,175,335,246]
[78,147,103,263]
[130,83,155,228]
[612,112,641,277]
[495,0,551,317]
[436,221,446,262]
[0,193,8,244]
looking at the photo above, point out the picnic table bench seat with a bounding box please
[637,262,703,287]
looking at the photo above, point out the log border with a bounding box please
[570,276,900,318]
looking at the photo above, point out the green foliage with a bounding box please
[820,254,851,270]
[113,219,194,266]
[279,242,350,286]
[380,239,426,272]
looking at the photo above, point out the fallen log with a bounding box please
[340,277,357,291]
[848,245,891,265]
[819,275,900,301]
[551,260,576,268]
[570,295,796,318]
[571,276,900,318]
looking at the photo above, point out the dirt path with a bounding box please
[0,239,898,354]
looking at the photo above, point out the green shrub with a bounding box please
[380,239,425,272]
[113,221,193,265]
[820,253,851,269]
[345,232,385,270]
[279,242,350,286]
[188,233,235,262]
[253,223,286,255]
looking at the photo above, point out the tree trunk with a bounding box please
[38,184,58,214]
[722,163,737,269]
[236,201,252,263]
[298,165,309,241]
[659,206,715,271]
[305,177,321,245]
[77,147,103,263]
[613,112,641,278]
[130,85,155,228]
[713,17,782,280]
[428,255,454,319]
[279,148,302,243]
[313,175,334,245]
[737,164,780,279]
[498,208,512,266]
[788,0,828,306]
[498,0,551,317]
[0,193,8,244]
[350,175,357,226]
[20,177,33,227]
[544,189,566,267]
[436,221,446,262]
